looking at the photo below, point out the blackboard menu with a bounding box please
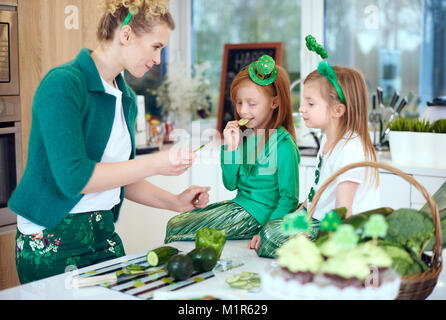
[217,42,283,133]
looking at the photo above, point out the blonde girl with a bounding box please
[299,65,379,221]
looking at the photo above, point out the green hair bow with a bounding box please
[305,35,347,105]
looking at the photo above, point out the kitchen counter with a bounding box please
[0,240,445,300]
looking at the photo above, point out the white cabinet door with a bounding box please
[379,172,411,209]
[115,171,190,255]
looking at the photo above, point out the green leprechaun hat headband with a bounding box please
[305,35,347,105]
[248,55,278,86]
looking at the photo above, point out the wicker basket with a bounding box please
[307,161,443,300]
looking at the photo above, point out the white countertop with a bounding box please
[1,240,445,300]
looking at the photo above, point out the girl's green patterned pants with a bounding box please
[15,210,125,284]
[164,200,262,243]
[256,217,320,258]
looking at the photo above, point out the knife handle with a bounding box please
[396,97,408,114]
[390,91,400,109]
[376,87,384,105]
[72,273,117,288]
[372,93,376,110]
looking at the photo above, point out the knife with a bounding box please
[376,87,384,107]
[390,91,400,109]
[381,97,409,141]
[396,97,408,114]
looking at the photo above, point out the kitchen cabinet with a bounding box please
[18,0,101,166]
[0,225,20,290]
[300,156,446,210]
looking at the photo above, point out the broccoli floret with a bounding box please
[384,209,435,258]
[381,245,422,276]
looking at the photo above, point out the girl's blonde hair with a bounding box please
[97,0,175,41]
[304,66,379,184]
[230,64,296,143]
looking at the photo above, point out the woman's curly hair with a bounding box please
[97,0,175,41]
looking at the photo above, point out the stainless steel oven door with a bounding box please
[0,5,19,96]
[0,121,21,226]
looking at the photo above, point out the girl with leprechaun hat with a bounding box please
[255,36,380,258]
[164,55,304,248]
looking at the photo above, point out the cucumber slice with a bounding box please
[146,246,179,267]
[238,118,250,126]
[225,272,260,290]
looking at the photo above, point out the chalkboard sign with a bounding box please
[217,42,283,133]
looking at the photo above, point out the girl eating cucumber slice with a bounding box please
[164,55,301,253]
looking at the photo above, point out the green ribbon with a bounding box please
[305,35,347,105]
[120,11,133,30]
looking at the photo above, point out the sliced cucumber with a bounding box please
[147,246,179,267]
[225,272,260,290]
[238,118,250,126]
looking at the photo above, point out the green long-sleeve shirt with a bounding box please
[221,126,300,226]
[8,48,137,229]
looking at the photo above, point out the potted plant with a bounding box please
[389,118,446,167]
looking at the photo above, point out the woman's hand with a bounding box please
[151,149,197,176]
[175,186,211,212]
[248,235,261,250]
[223,121,241,151]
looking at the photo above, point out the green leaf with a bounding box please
[320,210,342,232]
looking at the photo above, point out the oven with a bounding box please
[0,3,20,227]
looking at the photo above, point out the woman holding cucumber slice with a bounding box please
[10,0,209,284]
[165,55,303,252]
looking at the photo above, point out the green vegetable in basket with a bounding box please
[420,181,446,214]
[379,243,426,276]
[384,209,435,258]
[195,227,226,259]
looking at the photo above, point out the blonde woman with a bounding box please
[10,0,209,284]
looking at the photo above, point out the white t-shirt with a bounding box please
[308,133,380,221]
[17,77,132,235]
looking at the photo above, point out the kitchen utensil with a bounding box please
[369,93,380,146]
[72,265,168,288]
[422,97,446,122]
[381,97,409,142]
[390,91,400,110]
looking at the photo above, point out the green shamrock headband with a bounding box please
[305,35,347,105]
[248,55,278,86]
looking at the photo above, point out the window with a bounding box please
[192,0,303,117]
[325,0,446,115]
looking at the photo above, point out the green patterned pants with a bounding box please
[164,200,262,243]
[256,217,320,258]
[15,210,125,284]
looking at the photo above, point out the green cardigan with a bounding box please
[8,48,137,229]
[221,126,300,226]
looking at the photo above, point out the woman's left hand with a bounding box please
[176,186,210,212]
